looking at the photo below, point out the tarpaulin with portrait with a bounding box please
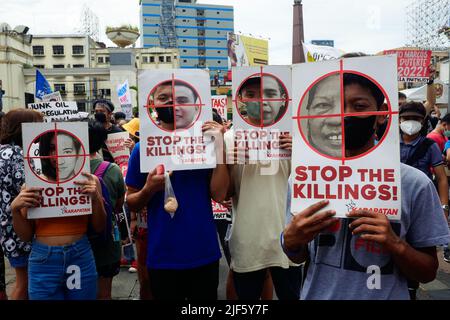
[22,122,91,219]
[291,55,401,220]
[138,69,216,172]
[231,66,292,161]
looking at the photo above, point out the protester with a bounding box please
[88,119,125,300]
[427,114,450,152]
[113,112,127,126]
[282,58,450,299]
[0,247,5,300]
[93,99,123,163]
[11,128,106,299]
[0,109,43,300]
[126,119,229,300]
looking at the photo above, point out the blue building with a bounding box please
[140,0,234,81]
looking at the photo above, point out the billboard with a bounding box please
[228,32,268,68]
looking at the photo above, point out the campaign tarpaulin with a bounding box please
[22,122,91,219]
[302,42,345,62]
[291,55,401,220]
[212,95,228,120]
[231,66,292,161]
[383,50,432,82]
[105,132,130,177]
[138,69,216,172]
[27,101,78,122]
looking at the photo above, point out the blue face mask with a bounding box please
[444,131,450,138]
[245,102,261,120]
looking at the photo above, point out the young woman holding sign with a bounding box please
[10,130,106,300]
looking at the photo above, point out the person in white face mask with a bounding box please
[399,101,448,218]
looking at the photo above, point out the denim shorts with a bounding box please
[28,235,98,300]
[7,254,29,268]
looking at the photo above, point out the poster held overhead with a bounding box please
[383,50,432,82]
[138,69,216,172]
[105,132,130,177]
[291,55,401,220]
[231,66,292,162]
[22,122,91,219]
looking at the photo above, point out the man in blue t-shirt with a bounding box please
[125,120,229,300]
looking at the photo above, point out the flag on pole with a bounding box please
[35,69,53,100]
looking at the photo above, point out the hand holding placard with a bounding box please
[11,186,43,213]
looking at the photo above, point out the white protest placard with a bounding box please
[42,91,63,102]
[138,69,216,172]
[105,132,130,178]
[211,95,228,120]
[291,55,401,220]
[22,122,91,219]
[117,80,132,105]
[27,101,78,122]
[231,66,292,161]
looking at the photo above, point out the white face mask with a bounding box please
[400,120,422,136]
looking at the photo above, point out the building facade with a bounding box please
[140,0,233,81]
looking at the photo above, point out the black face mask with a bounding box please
[95,112,107,124]
[344,116,376,150]
[156,102,175,124]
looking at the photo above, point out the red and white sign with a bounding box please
[212,95,227,120]
[105,132,130,178]
[383,50,432,82]
[231,66,292,162]
[212,200,231,220]
[291,55,401,220]
[22,122,91,219]
[138,69,216,172]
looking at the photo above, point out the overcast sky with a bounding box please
[1,0,412,64]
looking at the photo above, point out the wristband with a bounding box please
[280,231,303,257]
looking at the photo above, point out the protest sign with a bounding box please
[212,200,231,221]
[291,55,401,220]
[212,95,228,120]
[383,49,432,82]
[42,91,63,102]
[22,122,91,219]
[231,66,292,161]
[105,131,130,177]
[27,101,78,122]
[117,80,133,120]
[138,69,216,172]
[302,43,345,62]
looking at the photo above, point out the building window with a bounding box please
[217,51,221,54]
[159,56,165,63]
[77,102,86,111]
[183,50,187,53]
[217,21,220,24]
[74,83,86,95]
[99,89,111,97]
[166,56,171,63]
[73,64,84,68]
[143,56,148,63]
[91,56,95,61]
[218,61,221,64]
[174,56,177,60]
[52,45,64,55]
[183,60,187,63]
[98,57,104,63]
[34,65,45,69]
[33,46,44,56]
[183,39,187,43]
[72,45,84,55]
[54,84,66,94]
[53,64,64,68]
[182,9,186,12]
[150,56,155,63]
[105,56,110,63]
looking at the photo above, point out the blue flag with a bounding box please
[35,69,53,100]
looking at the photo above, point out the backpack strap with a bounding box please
[405,138,435,166]
[94,161,110,179]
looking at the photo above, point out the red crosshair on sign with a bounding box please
[233,66,292,129]
[24,122,89,186]
[146,73,205,133]
[293,60,398,165]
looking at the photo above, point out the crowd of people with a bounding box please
[0,53,449,301]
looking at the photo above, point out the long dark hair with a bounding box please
[0,109,43,147]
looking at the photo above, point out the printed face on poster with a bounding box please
[138,69,216,172]
[22,122,91,219]
[291,55,401,220]
[231,66,292,161]
[105,132,130,177]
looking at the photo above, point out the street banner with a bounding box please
[291,55,401,220]
[105,131,130,178]
[212,95,228,120]
[138,69,216,172]
[27,101,78,122]
[227,32,268,68]
[231,65,292,161]
[383,49,432,82]
[22,122,91,219]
